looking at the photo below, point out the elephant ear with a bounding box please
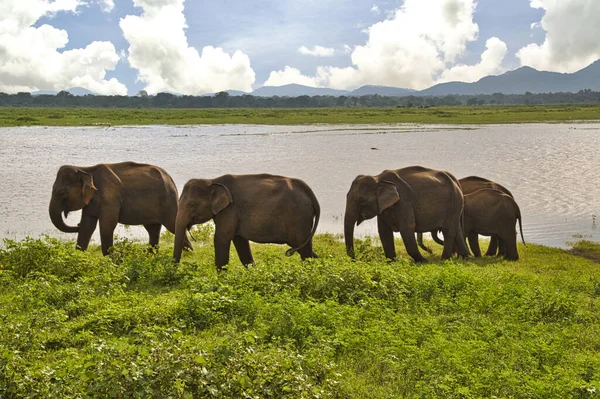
[78,170,97,205]
[377,180,400,214]
[210,183,233,215]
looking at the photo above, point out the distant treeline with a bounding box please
[2,89,600,108]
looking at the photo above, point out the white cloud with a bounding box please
[438,37,507,83]
[370,5,380,15]
[517,0,600,73]
[0,0,126,94]
[97,0,114,12]
[265,0,505,91]
[264,66,321,87]
[120,0,255,95]
[298,45,335,57]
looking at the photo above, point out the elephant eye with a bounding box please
[358,197,366,204]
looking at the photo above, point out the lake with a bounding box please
[0,123,598,248]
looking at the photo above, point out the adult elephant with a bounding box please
[462,188,526,260]
[417,176,514,256]
[344,166,470,263]
[173,174,320,271]
[49,162,192,255]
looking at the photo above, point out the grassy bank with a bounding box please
[1,104,600,127]
[1,231,600,398]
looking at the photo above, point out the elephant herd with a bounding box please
[49,162,526,271]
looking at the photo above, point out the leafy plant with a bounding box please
[1,236,599,397]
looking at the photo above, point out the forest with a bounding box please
[1,89,600,108]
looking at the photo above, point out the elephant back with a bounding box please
[459,176,514,198]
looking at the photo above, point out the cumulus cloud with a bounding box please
[370,5,380,15]
[96,0,114,12]
[517,0,600,73]
[438,37,507,83]
[0,0,126,94]
[298,45,335,57]
[120,0,255,95]
[265,0,506,90]
[264,66,321,87]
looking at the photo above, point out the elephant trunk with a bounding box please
[432,230,445,246]
[173,211,190,263]
[49,196,79,233]
[344,204,358,259]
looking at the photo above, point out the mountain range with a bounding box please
[28,59,600,98]
[245,59,600,97]
[32,87,96,96]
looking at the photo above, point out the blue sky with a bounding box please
[1,0,599,95]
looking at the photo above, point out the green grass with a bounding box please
[1,231,600,398]
[1,105,600,127]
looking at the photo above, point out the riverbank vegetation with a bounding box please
[2,89,600,109]
[1,232,599,398]
[1,104,600,127]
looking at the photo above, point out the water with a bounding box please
[0,123,598,248]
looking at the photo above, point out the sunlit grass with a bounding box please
[1,104,600,127]
[1,233,599,397]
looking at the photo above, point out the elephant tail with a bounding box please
[515,201,526,247]
[286,183,321,257]
[518,214,526,247]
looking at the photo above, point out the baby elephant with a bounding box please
[463,188,526,261]
[173,174,320,271]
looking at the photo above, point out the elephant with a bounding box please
[49,162,192,255]
[461,188,526,260]
[417,175,514,256]
[344,166,470,263]
[173,174,320,271]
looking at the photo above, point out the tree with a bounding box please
[214,91,230,107]
[153,92,175,107]
[336,95,348,107]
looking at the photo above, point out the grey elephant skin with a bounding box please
[344,166,470,263]
[462,188,526,261]
[49,162,192,255]
[173,174,320,271]
[418,175,515,256]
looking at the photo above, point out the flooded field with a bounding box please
[0,123,598,248]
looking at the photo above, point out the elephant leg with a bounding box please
[453,228,471,259]
[485,236,499,256]
[214,229,232,272]
[417,232,433,254]
[468,232,481,257]
[440,228,457,260]
[377,217,397,261]
[144,223,162,252]
[233,235,254,266]
[497,237,507,257]
[76,214,98,251]
[298,240,318,260]
[99,213,119,256]
[400,228,427,263]
[502,231,519,261]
